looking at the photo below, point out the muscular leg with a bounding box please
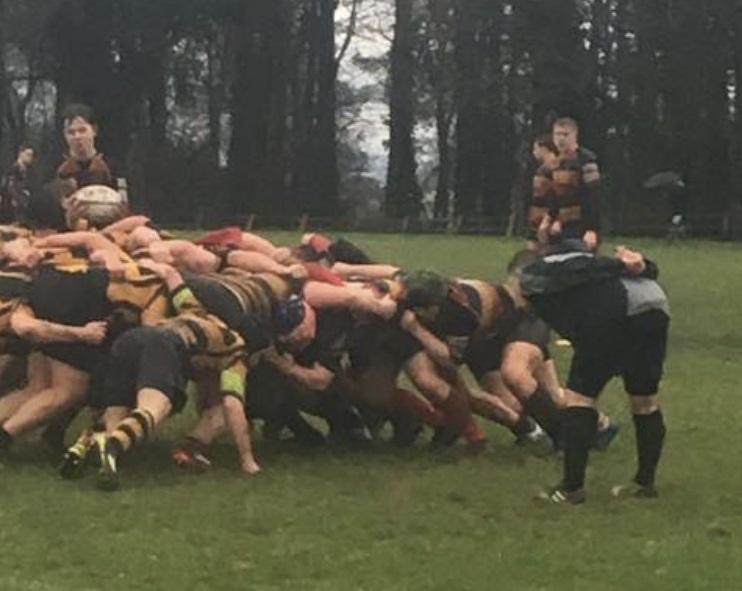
[2,358,89,439]
[0,352,50,422]
[501,342,562,444]
[404,352,481,444]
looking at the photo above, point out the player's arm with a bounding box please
[580,154,602,247]
[263,348,335,391]
[238,232,281,257]
[10,304,107,345]
[101,215,151,235]
[399,310,455,371]
[138,259,208,316]
[218,361,261,475]
[330,262,401,281]
[34,231,120,255]
[303,280,397,319]
[226,249,307,279]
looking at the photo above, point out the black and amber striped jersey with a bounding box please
[161,284,247,398]
[549,147,601,237]
[204,268,295,326]
[106,263,170,331]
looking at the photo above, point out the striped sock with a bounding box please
[108,409,156,456]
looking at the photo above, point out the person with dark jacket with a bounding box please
[508,240,669,504]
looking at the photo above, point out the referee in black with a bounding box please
[507,238,669,504]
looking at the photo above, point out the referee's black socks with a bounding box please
[562,407,598,492]
[633,410,666,487]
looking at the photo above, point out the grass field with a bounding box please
[2,234,741,590]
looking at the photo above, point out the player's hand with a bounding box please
[272,247,293,264]
[536,215,553,245]
[138,257,174,278]
[400,309,418,331]
[77,321,108,344]
[615,246,646,275]
[240,456,262,476]
[146,242,176,266]
[583,230,599,251]
[287,263,308,280]
[377,295,398,320]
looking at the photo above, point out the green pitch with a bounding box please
[2,234,741,590]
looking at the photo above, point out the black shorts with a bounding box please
[95,327,188,412]
[567,309,669,398]
[464,312,551,380]
[29,267,111,373]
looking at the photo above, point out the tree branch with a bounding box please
[335,0,360,66]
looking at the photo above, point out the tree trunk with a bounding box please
[385,0,422,219]
[229,0,290,215]
[0,0,9,163]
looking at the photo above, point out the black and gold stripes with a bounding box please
[206,269,292,325]
[106,264,169,327]
[108,409,156,455]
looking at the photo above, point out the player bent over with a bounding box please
[74,260,257,490]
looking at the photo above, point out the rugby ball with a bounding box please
[70,184,127,228]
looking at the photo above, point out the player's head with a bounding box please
[61,103,98,159]
[275,296,316,349]
[552,117,579,154]
[17,144,35,167]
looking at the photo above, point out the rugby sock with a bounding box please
[562,407,598,492]
[632,410,666,487]
[392,388,446,427]
[0,426,12,449]
[511,416,538,438]
[523,389,563,446]
[108,409,156,456]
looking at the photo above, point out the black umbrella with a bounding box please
[643,171,683,190]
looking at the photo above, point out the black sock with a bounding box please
[0,426,13,449]
[633,410,666,487]
[510,415,537,438]
[562,407,598,492]
[524,389,563,445]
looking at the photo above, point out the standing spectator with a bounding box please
[551,118,602,250]
[526,135,561,249]
[56,103,116,190]
[0,144,35,225]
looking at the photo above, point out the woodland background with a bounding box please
[1,0,741,236]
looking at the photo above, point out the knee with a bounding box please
[412,373,450,403]
[629,394,660,415]
[501,359,535,396]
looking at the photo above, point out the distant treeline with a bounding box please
[1,1,741,233]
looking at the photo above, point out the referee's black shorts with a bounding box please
[567,309,669,398]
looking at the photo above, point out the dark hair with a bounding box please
[273,295,307,336]
[17,143,35,154]
[533,134,558,155]
[60,103,97,127]
[401,270,449,308]
[328,238,371,265]
[553,117,579,132]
